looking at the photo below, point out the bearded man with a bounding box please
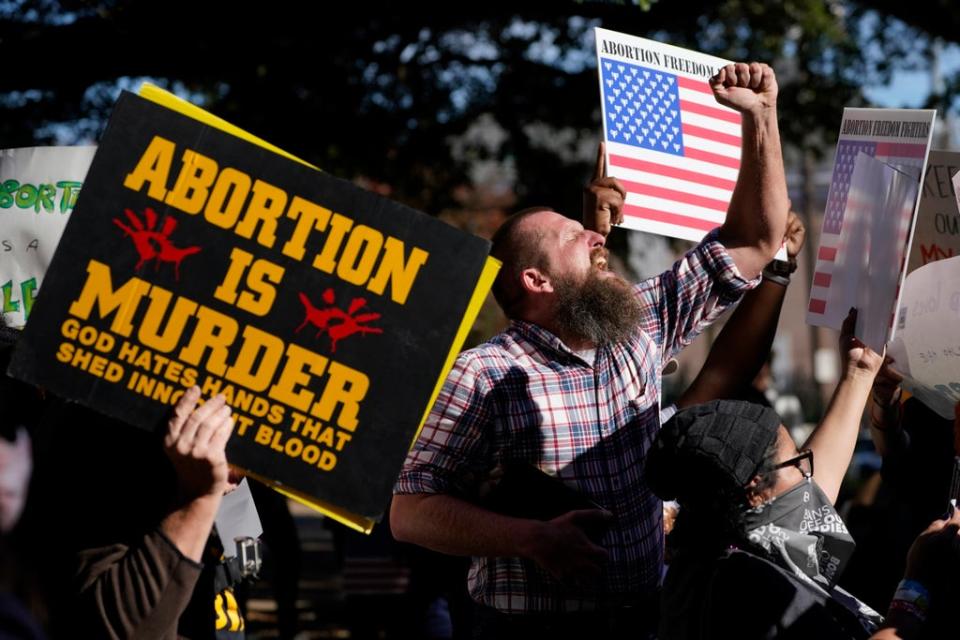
[391,62,789,639]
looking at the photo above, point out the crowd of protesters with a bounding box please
[1,60,958,640]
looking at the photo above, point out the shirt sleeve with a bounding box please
[394,351,494,496]
[634,229,760,367]
[74,527,203,639]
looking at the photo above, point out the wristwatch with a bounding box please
[762,257,797,287]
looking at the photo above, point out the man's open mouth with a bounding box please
[591,248,609,271]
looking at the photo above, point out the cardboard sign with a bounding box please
[807,108,935,349]
[0,146,96,327]
[888,255,960,419]
[908,150,960,273]
[9,89,498,532]
[595,27,739,243]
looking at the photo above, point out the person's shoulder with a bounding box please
[447,330,520,378]
[458,328,527,361]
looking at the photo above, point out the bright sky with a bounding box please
[864,43,960,109]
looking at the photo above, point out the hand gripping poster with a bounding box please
[8,87,498,532]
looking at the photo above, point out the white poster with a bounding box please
[908,150,960,274]
[0,146,96,328]
[594,27,738,243]
[888,255,960,419]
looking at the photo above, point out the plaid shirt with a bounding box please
[395,232,758,613]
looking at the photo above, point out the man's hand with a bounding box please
[164,386,236,501]
[583,142,626,238]
[524,509,610,583]
[839,308,884,381]
[784,210,806,260]
[709,62,777,117]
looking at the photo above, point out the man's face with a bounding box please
[522,210,620,287]
[517,211,640,344]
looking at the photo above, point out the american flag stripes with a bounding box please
[599,55,742,242]
[808,140,928,319]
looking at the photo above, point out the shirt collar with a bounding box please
[508,320,595,365]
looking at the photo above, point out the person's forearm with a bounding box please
[804,371,874,503]
[391,493,541,558]
[718,108,788,279]
[678,279,786,408]
[76,530,203,638]
[160,493,222,562]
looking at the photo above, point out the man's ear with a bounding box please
[520,267,553,294]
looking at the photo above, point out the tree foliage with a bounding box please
[0,0,954,216]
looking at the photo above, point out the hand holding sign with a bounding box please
[839,308,885,382]
[784,210,806,260]
[582,142,626,238]
[164,386,236,501]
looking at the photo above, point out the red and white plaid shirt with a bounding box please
[395,231,758,613]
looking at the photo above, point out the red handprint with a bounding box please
[296,289,383,353]
[112,207,201,280]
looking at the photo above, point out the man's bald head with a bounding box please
[490,207,553,318]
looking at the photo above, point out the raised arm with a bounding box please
[803,309,883,503]
[678,210,805,408]
[712,63,789,280]
[76,387,236,637]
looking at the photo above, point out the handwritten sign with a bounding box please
[907,150,960,273]
[0,146,96,327]
[888,254,960,419]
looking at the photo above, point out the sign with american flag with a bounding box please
[806,108,935,345]
[594,27,740,243]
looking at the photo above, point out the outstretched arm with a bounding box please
[159,387,236,561]
[678,210,805,408]
[76,387,237,637]
[713,63,789,280]
[803,309,883,503]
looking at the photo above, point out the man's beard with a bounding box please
[552,260,642,346]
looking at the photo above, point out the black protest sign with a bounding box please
[10,91,495,530]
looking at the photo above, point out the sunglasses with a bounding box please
[769,449,814,479]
